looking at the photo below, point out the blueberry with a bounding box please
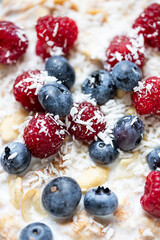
[38,82,73,117]
[112,61,142,92]
[84,186,118,216]
[1,142,31,174]
[19,222,53,240]
[42,176,82,217]
[113,115,144,151]
[45,56,75,89]
[147,148,160,170]
[89,141,119,165]
[82,70,116,105]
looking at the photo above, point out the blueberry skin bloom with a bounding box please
[84,186,118,216]
[42,177,82,217]
[38,82,73,117]
[147,148,160,171]
[45,56,75,89]
[112,61,142,92]
[82,70,116,105]
[89,141,119,165]
[1,142,31,174]
[113,115,144,151]
[19,222,53,240]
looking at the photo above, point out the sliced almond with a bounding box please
[21,189,47,222]
[77,167,109,192]
[116,89,126,99]
[115,151,139,179]
[34,6,50,21]
[87,9,103,15]
[126,106,136,115]
[54,0,67,4]
[8,176,23,210]
[70,2,78,11]
[0,109,28,142]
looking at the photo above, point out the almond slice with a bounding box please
[8,176,23,210]
[77,167,109,192]
[21,189,47,222]
[0,109,28,142]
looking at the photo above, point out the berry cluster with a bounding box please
[105,3,160,70]
[0,16,78,64]
[105,34,145,71]
[1,4,160,237]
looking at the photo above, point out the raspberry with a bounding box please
[105,35,145,71]
[141,171,160,218]
[13,70,45,112]
[133,3,160,50]
[132,77,160,115]
[0,21,28,64]
[67,102,106,142]
[36,39,50,60]
[23,114,65,158]
[35,15,78,59]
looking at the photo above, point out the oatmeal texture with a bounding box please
[0,0,160,239]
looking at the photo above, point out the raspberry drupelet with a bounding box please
[133,3,160,50]
[0,21,28,64]
[141,171,160,218]
[67,102,106,142]
[35,15,78,60]
[132,76,160,115]
[13,70,45,112]
[23,114,65,158]
[36,39,50,60]
[105,35,145,71]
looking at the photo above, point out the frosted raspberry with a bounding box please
[0,21,28,64]
[132,77,160,115]
[133,3,160,49]
[35,15,78,59]
[105,35,145,71]
[23,114,65,158]
[141,171,160,218]
[36,39,50,60]
[67,102,106,142]
[13,70,46,112]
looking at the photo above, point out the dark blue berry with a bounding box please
[42,177,82,217]
[19,222,53,240]
[84,186,118,216]
[113,115,144,151]
[45,56,75,89]
[89,141,119,165]
[38,82,73,117]
[1,142,31,174]
[82,70,116,105]
[147,148,160,171]
[112,61,142,92]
